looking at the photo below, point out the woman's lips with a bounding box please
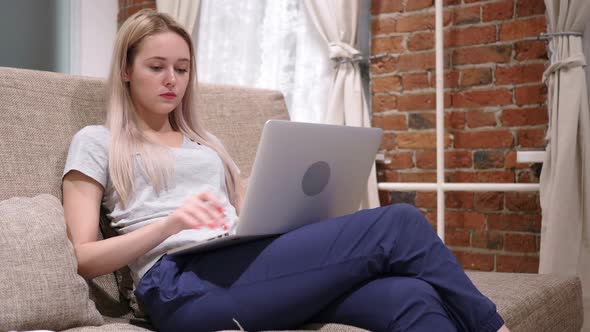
[160,93,176,99]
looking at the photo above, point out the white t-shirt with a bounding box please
[63,125,238,284]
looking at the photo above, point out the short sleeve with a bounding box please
[63,125,110,188]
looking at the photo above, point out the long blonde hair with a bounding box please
[106,9,242,208]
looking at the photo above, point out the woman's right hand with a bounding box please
[166,192,228,234]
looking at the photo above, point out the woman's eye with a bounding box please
[150,66,162,71]
[176,68,188,74]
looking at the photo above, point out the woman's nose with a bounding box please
[164,68,176,87]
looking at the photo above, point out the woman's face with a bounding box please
[127,31,191,119]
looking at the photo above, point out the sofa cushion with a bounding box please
[0,194,104,330]
[468,271,584,332]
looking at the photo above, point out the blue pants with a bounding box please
[135,204,504,332]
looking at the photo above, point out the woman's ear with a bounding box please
[123,67,131,82]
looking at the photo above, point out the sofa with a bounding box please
[0,66,584,331]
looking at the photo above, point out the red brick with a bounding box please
[517,169,539,183]
[449,170,515,183]
[371,0,404,15]
[446,192,474,209]
[424,210,437,229]
[409,113,436,129]
[449,111,466,129]
[453,89,513,108]
[482,0,514,22]
[398,93,435,111]
[516,0,546,17]
[371,36,405,54]
[379,190,392,206]
[397,132,452,149]
[402,72,431,90]
[515,40,547,61]
[379,132,396,150]
[472,230,504,250]
[505,192,540,211]
[517,128,546,147]
[448,26,497,48]
[453,45,512,65]
[383,152,414,169]
[416,192,437,208]
[447,150,473,168]
[414,150,473,169]
[466,110,497,128]
[501,107,548,126]
[453,5,481,25]
[473,150,504,169]
[474,192,504,211]
[370,56,398,74]
[497,255,539,273]
[461,68,493,87]
[453,251,495,271]
[416,151,436,169]
[405,0,434,11]
[505,151,532,169]
[515,84,547,106]
[446,229,471,247]
[407,32,434,51]
[371,17,397,36]
[372,113,408,130]
[372,95,397,113]
[431,70,460,89]
[504,233,539,252]
[443,70,460,89]
[454,130,514,148]
[447,211,486,229]
[488,213,541,232]
[372,75,402,93]
[396,12,451,32]
[500,17,547,41]
[398,171,437,182]
[411,112,465,130]
[380,170,399,182]
[398,52,436,71]
[445,0,461,5]
[496,64,545,85]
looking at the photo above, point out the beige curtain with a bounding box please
[539,0,590,305]
[156,0,200,35]
[303,0,379,209]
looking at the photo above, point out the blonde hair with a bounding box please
[106,9,242,208]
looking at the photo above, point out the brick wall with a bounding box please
[371,0,548,273]
[118,0,156,25]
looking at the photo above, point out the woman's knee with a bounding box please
[382,203,431,230]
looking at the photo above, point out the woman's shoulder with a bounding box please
[71,125,110,148]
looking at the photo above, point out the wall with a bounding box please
[118,0,156,24]
[0,0,67,72]
[371,0,548,272]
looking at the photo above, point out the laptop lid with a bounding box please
[235,120,383,236]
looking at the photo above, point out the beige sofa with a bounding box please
[0,66,584,331]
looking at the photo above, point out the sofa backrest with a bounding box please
[0,66,289,316]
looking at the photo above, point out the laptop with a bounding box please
[167,120,383,255]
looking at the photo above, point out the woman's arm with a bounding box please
[63,171,227,280]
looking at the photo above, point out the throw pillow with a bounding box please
[0,195,104,331]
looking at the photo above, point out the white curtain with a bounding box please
[195,0,332,123]
[303,0,379,209]
[156,0,200,35]
[539,0,590,306]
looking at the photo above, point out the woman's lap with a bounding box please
[135,204,502,332]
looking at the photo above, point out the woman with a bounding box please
[62,9,509,332]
